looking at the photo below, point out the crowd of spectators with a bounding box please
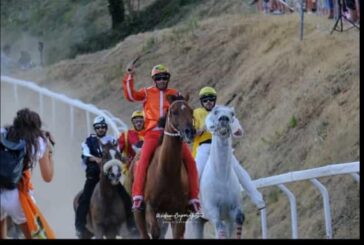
[249,0,360,24]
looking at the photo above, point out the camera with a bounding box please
[43,130,55,146]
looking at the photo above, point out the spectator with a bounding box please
[354,0,359,22]
[326,0,334,19]
[262,0,270,13]
[344,0,358,22]
[38,42,44,67]
[0,108,55,239]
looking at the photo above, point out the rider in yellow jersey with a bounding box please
[193,86,266,210]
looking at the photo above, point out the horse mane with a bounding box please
[166,93,189,104]
[103,159,123,173]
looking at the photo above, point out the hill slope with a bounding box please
[12,11,359,238]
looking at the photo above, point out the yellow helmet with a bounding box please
[151,64,170,78]
[199,86,217,99]
[131,110,144,120]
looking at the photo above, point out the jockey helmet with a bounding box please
[151,64,170,79]
[93,115,108,128]
[199,86,217,99]
[131,110,144,131]
[131,110,144,120]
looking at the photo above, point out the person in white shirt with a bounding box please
[0,108,55,239]
[74,115,134,238]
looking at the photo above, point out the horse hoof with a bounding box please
[76,228,93,239]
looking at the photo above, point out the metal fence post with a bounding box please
[310,178,332,238]
[278,184,298,238]
[300,0,305,40]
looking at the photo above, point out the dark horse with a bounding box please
[73,141,137,239]
[134,94,196,239]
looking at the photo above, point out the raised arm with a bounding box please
[122,72,147,102]
[38,136,54,182]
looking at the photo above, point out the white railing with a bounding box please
[252,161,359,239]
[1,75,128,138]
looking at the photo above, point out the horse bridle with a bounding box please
[164,100,190,138]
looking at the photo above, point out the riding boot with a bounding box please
[75,178,98,234]
[75,163,100,235]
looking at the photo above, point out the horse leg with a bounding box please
[145,204,160,239]
[213,220,227,239]
[170,222,182,239]
[188,217,206,238]
[230,208,244,239]
[93,225,104,239]
[205,206,226,239]
[133,210,149,239]
[157,218,168,239]
[170,216,187,239]
[175,219,187,239]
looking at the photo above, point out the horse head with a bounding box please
[165,93,195,143]
[101,141,123,185]
[206,105,236,139]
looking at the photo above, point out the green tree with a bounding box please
[108,0,125,30]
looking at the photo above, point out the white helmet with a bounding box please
[93,115,108,128]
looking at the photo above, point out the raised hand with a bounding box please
[127,63,136,75]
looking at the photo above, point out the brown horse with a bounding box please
[134,94,196,239]
[125,152,169,239]
[73,141,138,239]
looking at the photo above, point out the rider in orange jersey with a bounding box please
[122,64,200,212]
[118,110,145,170]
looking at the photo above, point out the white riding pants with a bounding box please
[195,143,265,208]
[195,143,211,180]
[0,188,35,224]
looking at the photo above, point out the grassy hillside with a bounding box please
[1,0,248,66]
[4,0,359,239]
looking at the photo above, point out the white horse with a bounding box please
[191,105,245,239]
